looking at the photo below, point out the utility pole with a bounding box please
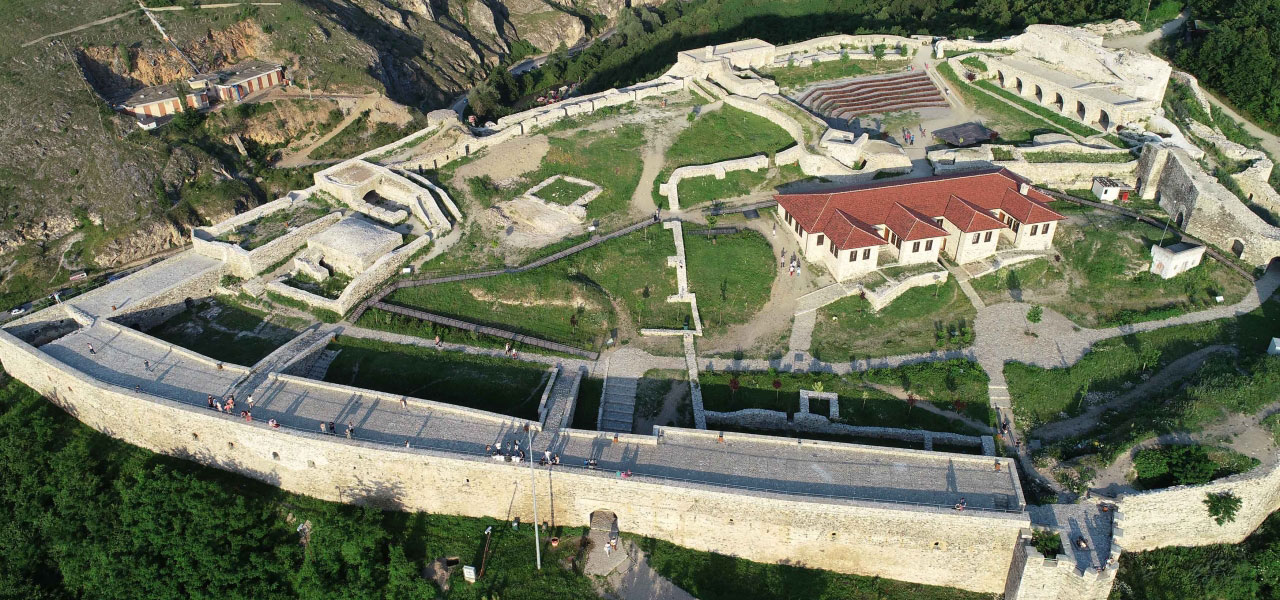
[527,425,541,570]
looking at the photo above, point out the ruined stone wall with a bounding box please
[0,329,1032,594]
[267,233,434,316]
[1138,144,1280,266]
[1114,458,1280,552]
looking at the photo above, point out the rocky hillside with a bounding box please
[0,0,633,308]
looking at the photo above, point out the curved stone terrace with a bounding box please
[37,321,1024,514]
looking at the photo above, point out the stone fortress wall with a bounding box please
[0,325,1033,594]
[929,135,1139,189]
[938,25,1169,132]
[265,232,434,316]
[191,190,343,279]
[1113,457,1280,551]
[1136,143,1280,266]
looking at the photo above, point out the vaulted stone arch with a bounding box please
[1052,92,1065,112]
[1033,84,1044,103]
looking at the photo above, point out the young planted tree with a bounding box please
[1205,490,1243,525]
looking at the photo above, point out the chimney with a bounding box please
[1018,182,1029,195]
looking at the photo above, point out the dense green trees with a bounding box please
[468,0,1151,119]
[1167,0,1280,132]
[1113,510,1280,599]
[0,371,589,599]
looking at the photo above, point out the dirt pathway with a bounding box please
[1090,400,1280,496]
[863,382,993,432]
[631,117,691,216]
[1032,345,1237,442]
[22,9,137,48]
[275,95,379,168]
[698,219,817,357]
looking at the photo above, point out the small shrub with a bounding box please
[1204,491,1242,526]
[1031,529,1064,557]
[1026,305,1043,323]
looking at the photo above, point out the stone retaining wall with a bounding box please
[0,327,1032,594]
[659,155,770,210]
[866,269,949,311]
[703,408,986,450]
[191,191,343,280]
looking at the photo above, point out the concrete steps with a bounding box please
[598,376,639,433]
[304,349,341,380]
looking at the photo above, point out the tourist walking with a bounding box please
[87,343,95,355]
[345,422,354,438]
[320,422,328,434]
[207,395,215,410]
[328,421,336,435]
[143,359,150,371]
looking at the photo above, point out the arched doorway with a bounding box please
[1099,110,1112,131]
[1034,85,1044,103]
[997,71,1006,87]
[1231,239,1245,259]
[1174,210,1185,229]
[1053,92,1065,112]
[1076,101,1087,121]
[1015,78,1024,95]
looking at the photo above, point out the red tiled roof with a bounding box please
[943,195,1006,233]
[821,210,886,250]
[886,203,948,241]
[998,188,1064,224]
[775,168,1064,239]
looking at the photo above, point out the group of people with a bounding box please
[781,250,801,277]
[503,343,520,359]
[900,124,927,146]
[319,421,354,438]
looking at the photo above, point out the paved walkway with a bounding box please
[42,322,1024,511]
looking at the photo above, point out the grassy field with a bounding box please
[761,57,907,89]
[699,362,989,435]
[148,297,302,366]
[975,79,1103,137]
[936,62,1068,143]
[1007,296,1280,433]
[463,125,646,221]
[535,177,593,205]
[676,163,808,208]
[655,106,796,196]
[969,217,1253,327]
[309,110,426,160]
[322,337,551,419]
[684,230,776,333]
[1021,151,1134,163]
[811,278,976,360]
[386,228,687,346]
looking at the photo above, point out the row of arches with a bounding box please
[995,71,1113,131]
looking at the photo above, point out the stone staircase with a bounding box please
[540,365,584,432]
[304,349,341,380]
[597,374,639,434]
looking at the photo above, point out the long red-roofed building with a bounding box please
[775,168,1065,281]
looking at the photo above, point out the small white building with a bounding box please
[1269,338,1280,356]
[308,216,403,277]
[1091,176,1134,203]
[1149,242,1205,279]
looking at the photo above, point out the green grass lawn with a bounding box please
[322,337,551,419]
[969,217,1253,327]
[761,57,906,89]
[1021,151,1134,163]
[1038,351,1280,466]
[385,228,687,346]
[684,230,776,333]
[309,111,426,161]
[1007,296,1280,434]
[655,106,796,195]
[811,278,976,361]
[535,177,593,205]
[936,63,1066,143]
[147,297,301,366]
[676,163,808,208]
[974,79,1103,137]
[464,125,645,222]
[699,362,988,435]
